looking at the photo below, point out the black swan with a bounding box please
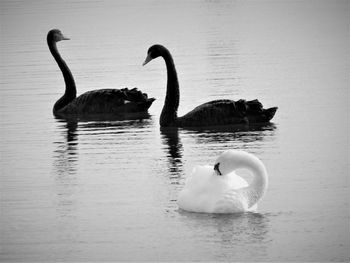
[48,29,155,117]
[143,44,277,127]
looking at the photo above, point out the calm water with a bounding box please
[1,0,349,261]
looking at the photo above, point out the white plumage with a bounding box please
[178,150,268,213]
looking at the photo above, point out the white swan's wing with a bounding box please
[178,165,215,212]
[178,166,254,213]
[183,165,213,187]
[213,175,259,213]
[212,189,248,213]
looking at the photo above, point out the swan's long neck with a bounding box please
[237,156,268,208]
[160,49,179,127]
[48,38,76,112]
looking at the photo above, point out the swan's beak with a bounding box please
[142,54,152,66]
[214,163,222,176]
[62,35,70,41]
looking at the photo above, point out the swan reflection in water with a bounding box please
[52,114,154,237]
[53,118,79,176]
[160,127,184,177]
[179,211,272,259]
[52,113,153,179]
[184,123,277,146]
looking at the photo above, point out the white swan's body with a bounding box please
[178,150,268,213]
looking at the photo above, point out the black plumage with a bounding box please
[143,45,277,127]
[48,29,154,117]
[57,88,154,115]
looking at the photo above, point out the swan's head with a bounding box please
[47,29,70,43]
[143,44,166,66]
[214,150,257,176]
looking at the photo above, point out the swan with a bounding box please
[177,150,268,213]
[47,29,155,117]
[143,44,277,127]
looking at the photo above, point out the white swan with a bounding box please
[178,150,268,213]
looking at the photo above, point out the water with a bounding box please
[1,0,349,261]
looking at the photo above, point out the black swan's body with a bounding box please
[143,45,277,127]
[48,29,155,117]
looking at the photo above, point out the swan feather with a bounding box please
[48,29,155,116]
[56,88,154,115]
[178,150,268,214]
[143,44,277,127]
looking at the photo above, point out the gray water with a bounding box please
[1,0,349,262]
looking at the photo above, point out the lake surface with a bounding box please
[1,0,349,261]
